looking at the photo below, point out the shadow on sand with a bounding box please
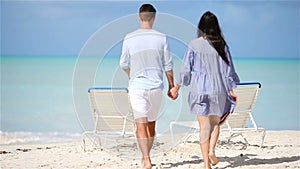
[219,154,300,168]
[160,153,300,169]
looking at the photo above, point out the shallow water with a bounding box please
[1,56,299,144]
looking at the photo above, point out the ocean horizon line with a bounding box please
[1,54,299,60]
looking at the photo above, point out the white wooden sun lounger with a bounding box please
[82,87,136,151]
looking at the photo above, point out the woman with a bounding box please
[170,11,240,169]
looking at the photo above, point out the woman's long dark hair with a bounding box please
[197,11,229,65]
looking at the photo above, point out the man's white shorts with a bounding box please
[128,89,163,122]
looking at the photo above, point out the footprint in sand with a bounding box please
[16,148,31,152]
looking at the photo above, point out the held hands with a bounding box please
[168,85,180,100]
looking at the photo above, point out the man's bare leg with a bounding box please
[147,121,156,153]
[136,118,152,169]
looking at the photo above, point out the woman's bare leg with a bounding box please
[197,116,211,169]
[209,124,220,165]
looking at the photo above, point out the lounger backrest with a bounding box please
[88,88,134,134]
[222,83,261,129]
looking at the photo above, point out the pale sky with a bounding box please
[1,0,299,58]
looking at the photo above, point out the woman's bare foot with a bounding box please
[209,152,219,166]
[203,159,211,169]
[203,163,212,169]
[141,156,152,169]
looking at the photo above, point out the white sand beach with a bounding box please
[1,130,299,169]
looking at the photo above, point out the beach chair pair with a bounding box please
[169,82,266,148]
[83,82,265,150]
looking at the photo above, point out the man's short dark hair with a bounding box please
[139,4,156,21]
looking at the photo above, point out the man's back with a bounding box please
[120,29,173,90]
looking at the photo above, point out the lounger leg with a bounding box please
[183,134,196,144]
[261,129,266,148]
[170,123,175,143]
[241,135,249,148]
[227,133,240,143]
[228,133,248,148]
[82,132,103,151]
[82,132,91,152]
[95,135,102,149]
[82,135,87,152]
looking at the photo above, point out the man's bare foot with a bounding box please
[141,156,152,169]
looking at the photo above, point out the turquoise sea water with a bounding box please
[1,55,299,143]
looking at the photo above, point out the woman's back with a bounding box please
[187,37,229,95]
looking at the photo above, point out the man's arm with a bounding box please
[165,70,178,100]
[165,70,174,89]
[123,68,130,79]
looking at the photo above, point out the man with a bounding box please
[120,4,175,169]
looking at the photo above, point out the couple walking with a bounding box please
[119,4,240,169]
